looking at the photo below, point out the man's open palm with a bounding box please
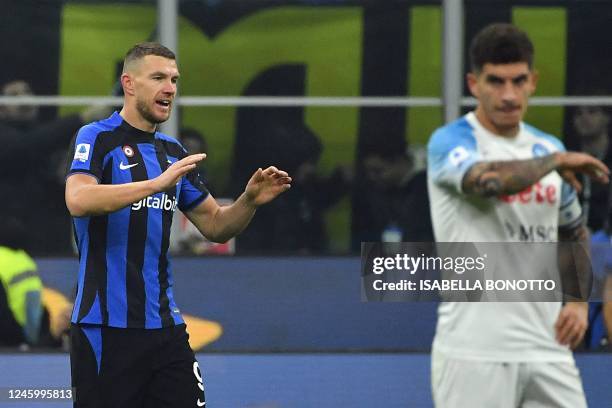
[245,166,292,206]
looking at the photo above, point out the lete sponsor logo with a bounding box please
[499,182,557,205]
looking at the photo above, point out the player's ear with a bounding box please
[467,72,479,98]
[121,73,135,96]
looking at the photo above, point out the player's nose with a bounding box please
[501,82,519,102]
[161,79,176,95]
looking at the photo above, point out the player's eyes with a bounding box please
[513,77,528,86]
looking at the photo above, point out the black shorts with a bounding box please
[70,323,206,408]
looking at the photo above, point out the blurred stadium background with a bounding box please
[1,0,612,407]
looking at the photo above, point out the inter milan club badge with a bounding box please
[123,145,134,157]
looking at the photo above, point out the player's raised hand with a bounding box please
[557,152,609,193]
[152,153,206,192]
[244,166,292,206]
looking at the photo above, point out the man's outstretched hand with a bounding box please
[244,166,292,206]
[557,152,609,193]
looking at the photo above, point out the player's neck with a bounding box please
[119,107,157,133]
[474,107,520,138]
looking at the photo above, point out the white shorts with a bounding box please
[431,351,587,408]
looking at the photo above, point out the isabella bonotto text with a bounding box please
[373,279,556,291]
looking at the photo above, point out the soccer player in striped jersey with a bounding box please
[427,24,609,407]
[65,42,291,408]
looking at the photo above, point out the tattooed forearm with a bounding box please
[462,153,560,196]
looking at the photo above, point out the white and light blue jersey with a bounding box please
[427,112,581,362]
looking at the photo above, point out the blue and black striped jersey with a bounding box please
[67,112,209,329]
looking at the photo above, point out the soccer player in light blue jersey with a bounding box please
[428,23,608,407]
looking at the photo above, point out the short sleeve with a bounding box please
[427,121,480,193]
[67,125,104,182]
[178,169,210,212]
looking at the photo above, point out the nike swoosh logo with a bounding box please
[197,399,205,406]
[119,162,138,170]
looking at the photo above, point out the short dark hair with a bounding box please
[123,42,175,71]
[469,23,534,73]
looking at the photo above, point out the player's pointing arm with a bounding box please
[462,152,609,197]
[65,153,206,217]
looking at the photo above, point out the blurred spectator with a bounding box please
[351,147,433,251]
[179,127,213,193]
[586,228,612,350]
[230,65,351,253]
[570,103,612,350]
[605,272,612,349]
[231,121,351,253]
[0,80,109,255]
[171,128,236,255]
[0,219,68,348]
[180,127,209,156]
[571,104,612,231]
